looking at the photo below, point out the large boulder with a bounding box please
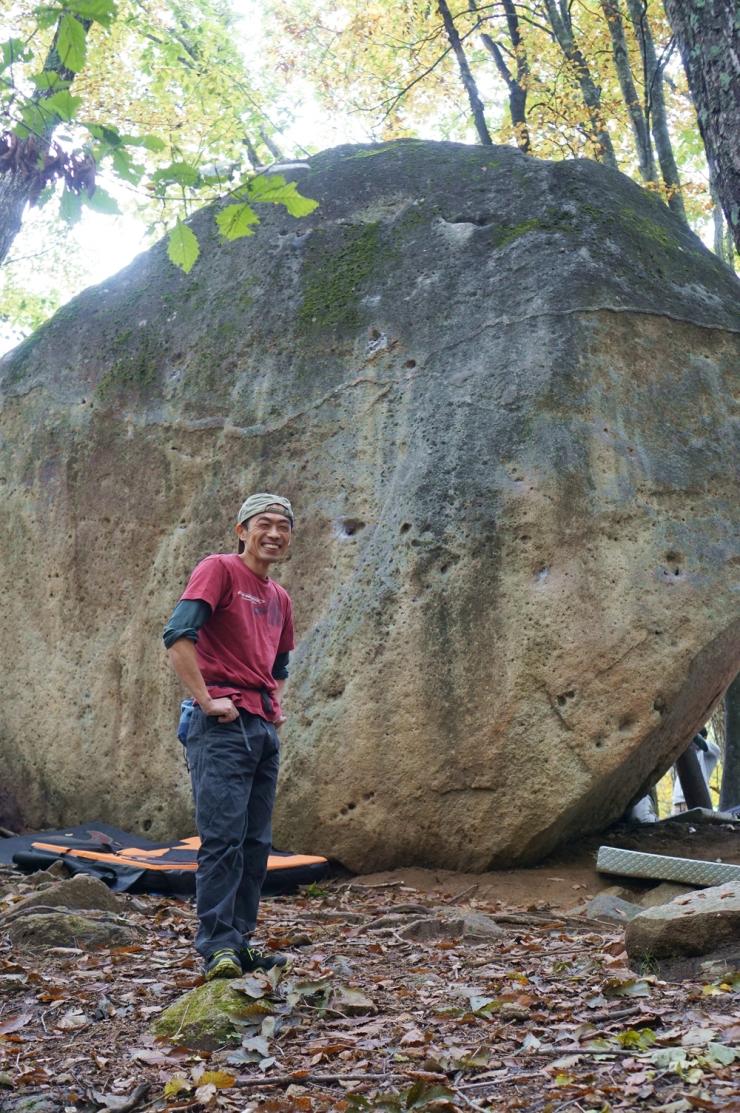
[0,140,738,870]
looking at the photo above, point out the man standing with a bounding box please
[164,493,295,980]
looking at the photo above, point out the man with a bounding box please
[163,493,295,980]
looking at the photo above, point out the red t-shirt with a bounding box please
[180,553,294,721]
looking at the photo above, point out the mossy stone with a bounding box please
[152,980,272,1050]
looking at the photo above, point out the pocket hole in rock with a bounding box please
[334,517,365,539]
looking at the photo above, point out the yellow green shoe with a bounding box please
[240,945,288,973]
[204,948,242,980]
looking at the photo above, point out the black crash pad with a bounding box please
[0,822,330,895]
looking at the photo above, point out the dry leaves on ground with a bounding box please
[0,865,738,1113]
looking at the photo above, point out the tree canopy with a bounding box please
[261,0,736,253]
[0,0,317,333]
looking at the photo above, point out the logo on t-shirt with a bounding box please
[238,590,264,605]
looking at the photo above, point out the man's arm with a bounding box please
[272,651,289,727]
[167,638,239,722]
[164,597,238,723]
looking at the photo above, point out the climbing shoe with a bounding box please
[240,945,288,973]
[204,948,242,980]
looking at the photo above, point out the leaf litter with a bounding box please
[0,868,737,1113]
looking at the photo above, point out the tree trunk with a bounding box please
[600,0,655,179]
[709,175,735,268]
[626,0,688,224]
[474,0,531,153]
[438,0,493,146]
[720,673,740,811]
[0,173,32,267]
[663,0,740,252]
[542,0,618,168]
[0,17,91,268]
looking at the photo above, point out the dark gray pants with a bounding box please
[185,707,280,959]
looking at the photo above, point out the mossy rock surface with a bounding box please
[7,911,136,950]
[153,980,270,1050]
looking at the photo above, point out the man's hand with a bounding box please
[203,697,239,723]
[274,714,287,730]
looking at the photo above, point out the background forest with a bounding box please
[0,0,737,351]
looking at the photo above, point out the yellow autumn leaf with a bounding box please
[163,1077,191,1097]
[197,1071,236,1089]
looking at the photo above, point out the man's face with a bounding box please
[237,512,293,564]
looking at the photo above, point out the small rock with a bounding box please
[625,881,740,961]
[11,873,121,914]
[0,974,28,993]
[399,916,466,942]
[699,956,735,980]
[21,861,69,889]
[5,1097,58,1113]
[459,910,506,939]
[637,882,697,909]
[584,893,643,923]
[327,985,376,1015]
[7,911,137,950]
[153,980,268,1050]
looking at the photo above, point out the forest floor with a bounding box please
[1,821,738,1113]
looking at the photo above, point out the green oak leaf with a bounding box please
[65,0,118,26]
[44,90,82,121]
[111,147,143,184]
[60,187,83,224]
[247,174,318,217]
[85,186,120,214]
[153,161,200,187]
[120,133,166,152]
[167,221,200,273]
[216,202,259,240]
[31,71,71,91]
[85,122,122,146]
[57,14,87,72]
[2,38,33,69]
[18,100,56,136]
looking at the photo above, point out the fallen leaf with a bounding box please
[0,1014,32,1034]
[327,985,377,1016]
[88,1083,150,1112]
[703,1042,736,1066]
[604,977,652,998]
[56,1010,89,1031]
[196,1071,235,1089]
[681,1027,717,1047]
[194,1082,216,1106]
[163,1078,191,1098]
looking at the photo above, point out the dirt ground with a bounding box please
[352,817,740,909]
[1,814,738,1113]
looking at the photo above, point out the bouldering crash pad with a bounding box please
[0,822,329,895]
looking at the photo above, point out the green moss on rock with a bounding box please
[153,980,273,1050]
[95,332,159,401]
[299,222,383,331]
[620,207,674,248]
[489,210,576,249]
